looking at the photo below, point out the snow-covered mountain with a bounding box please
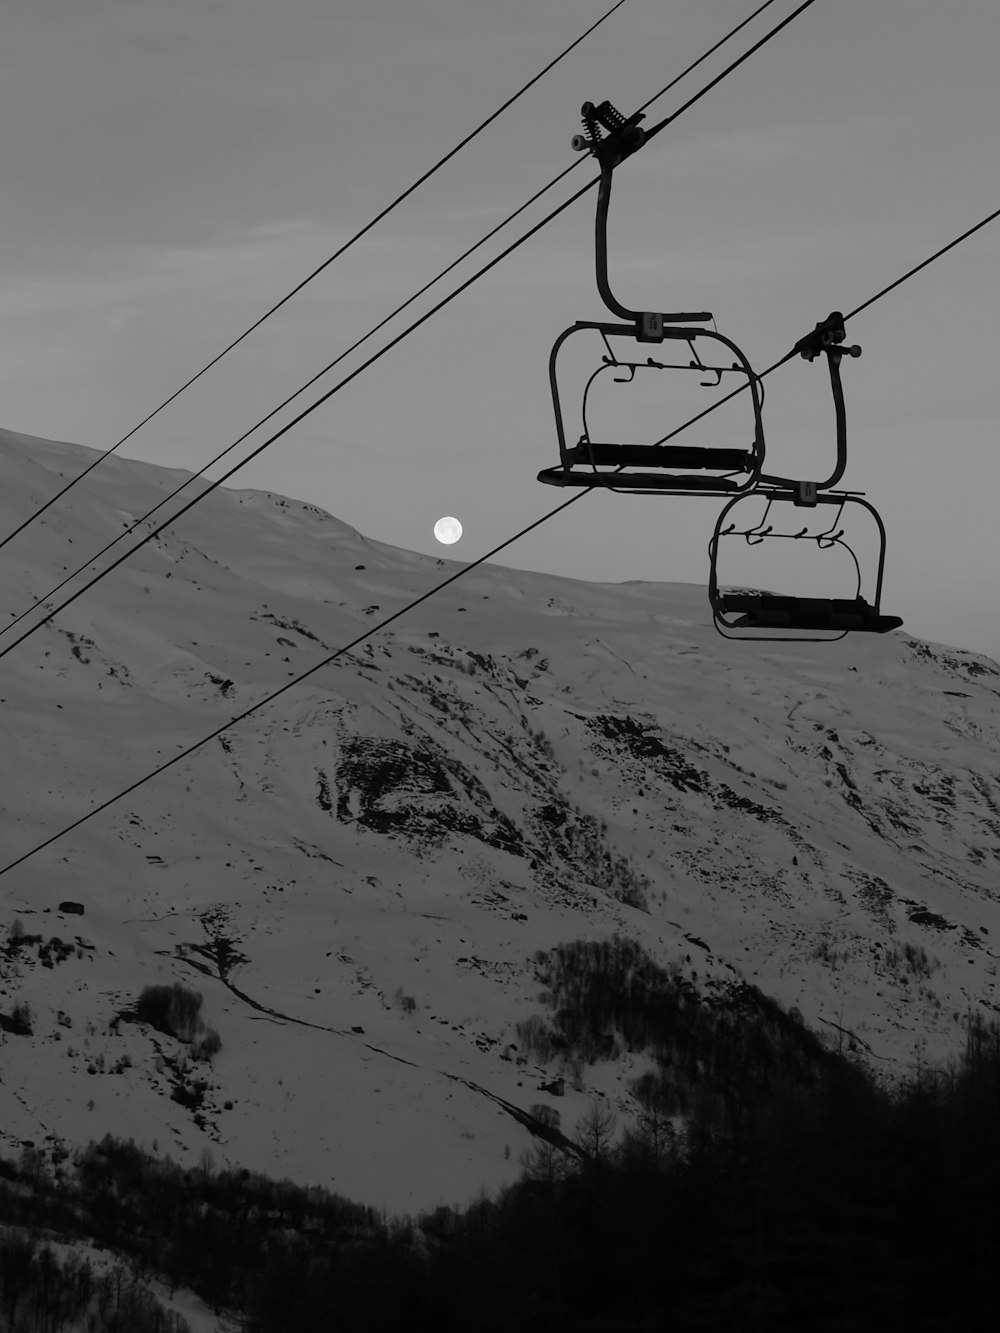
[1,425,998,1216]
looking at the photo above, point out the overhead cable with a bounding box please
[0,0,627,555]
[636,0,783,118]
[844,204,1000,322]
[0,180,597,670]
[1,0,800,659]
[641,0,816,137]
[0,491,588,880]
[0,160,585,645]
[649,199,1000,450]
[0,0,829,877]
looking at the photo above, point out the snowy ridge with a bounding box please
[1,425,998,1214]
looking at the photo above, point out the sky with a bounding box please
[2,0,999,661]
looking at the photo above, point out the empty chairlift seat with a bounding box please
[543,441,757,491]
[716,592,903,634]
[539,321,765,495]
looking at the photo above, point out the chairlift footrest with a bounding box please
[538,466,745,492]
[717,593,902,633]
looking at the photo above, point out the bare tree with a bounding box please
[624,1109,676,1173]
[520,1137,570,1190]
[575,1098,618,1166]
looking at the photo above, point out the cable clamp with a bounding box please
[571,100,646,167]
[793,311,862,362]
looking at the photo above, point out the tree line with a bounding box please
[1,959,997,1330]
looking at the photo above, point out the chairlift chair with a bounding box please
[536,100,902,638]
[709,490,903,641]
[536,100,765,496]
[707,314,902,639]
[537,319,766,494]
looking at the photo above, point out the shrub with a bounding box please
[171,1079,207,1110]
[516,1015,562,1065]
[903,941,938,978]
[135,984,221,1061]
[884,941,940,982]
[7,1001,33,1036]
[191,1027,222,1063]
[136,984,203,1042]
[529,1103,561,1130]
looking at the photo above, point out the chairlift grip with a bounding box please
[758,345,850,493]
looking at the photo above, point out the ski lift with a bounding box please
[708,492,902,640]
[535,102,901,639]
[707,314,903,640]
[537,320,766,494]
[537,101,765,495]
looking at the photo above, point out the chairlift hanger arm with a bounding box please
[758,313,861,494]
[571,100,712,328]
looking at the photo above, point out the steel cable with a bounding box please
[5,6,996,882]
[0,0,832,878]
[0,158,586,646]
[0,0,798,657]
[0,493,585,879]
[0,179,598,670]
[647,200,1000,451]
[0,0,627,554]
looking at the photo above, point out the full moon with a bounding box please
[433,516,463,545]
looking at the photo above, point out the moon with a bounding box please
[433,516,463,545]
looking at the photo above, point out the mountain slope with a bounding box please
[1,425,998,1213]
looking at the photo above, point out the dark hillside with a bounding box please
[2,1010,997,1331]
